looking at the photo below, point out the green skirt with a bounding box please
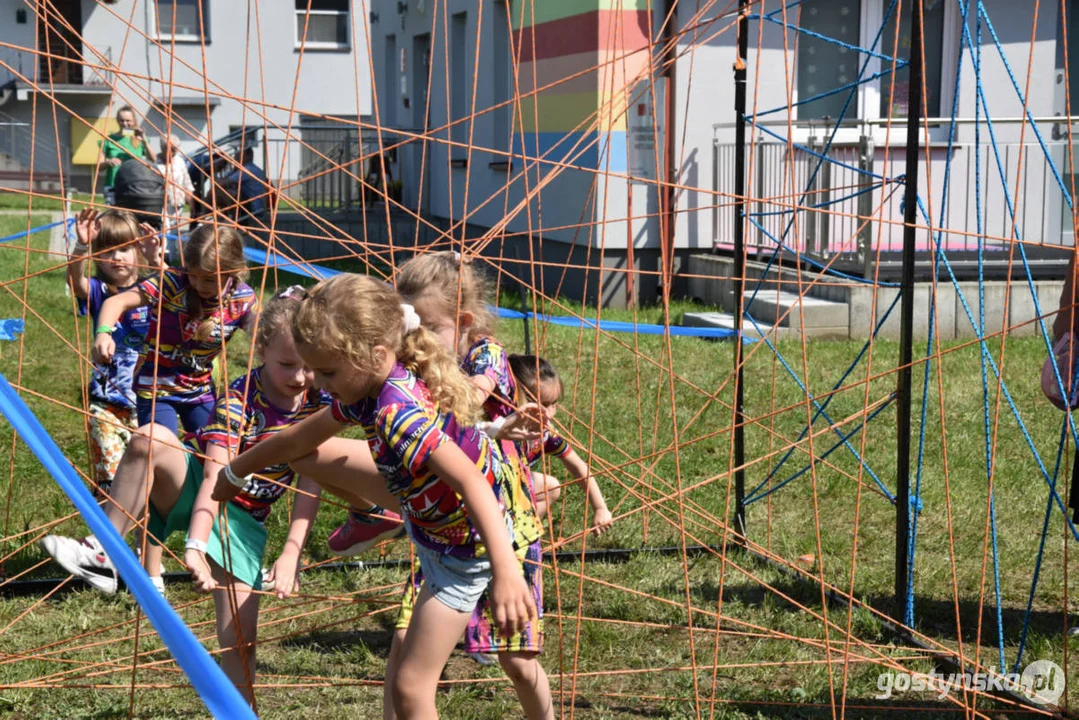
[147,450,267,589]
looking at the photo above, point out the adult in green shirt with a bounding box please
[97,105,156,205]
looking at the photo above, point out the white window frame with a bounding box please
[295,8,351,51]
[789,0,962,145]
[154,0,208,44]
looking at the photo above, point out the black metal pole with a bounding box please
[895,0,924,625]
[732,0,749,540]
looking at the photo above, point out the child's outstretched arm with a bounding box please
[184,441,231,593]
[425,443,537,636]
[212,407,342,502]
[93,289,146,364]
[559,449,613,536]
[267,476,321,600]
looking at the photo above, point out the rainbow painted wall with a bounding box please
[510,0,654,174]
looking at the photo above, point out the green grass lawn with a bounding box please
[0,205,1077,718]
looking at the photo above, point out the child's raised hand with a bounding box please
[496,404,544,442]
[185,548,217,593]
[489,570,537,638]
[92,332,116,365]
[137,223,165,265]
[591,505,614,536]
[267,552,302,600]
[73,208,99,251]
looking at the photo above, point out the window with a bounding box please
[295,0,350,50]
[796,0,862,121]
[795,0,949,122]
[450,12,468,152]
[156,0,208,42]
[878,0,945,117]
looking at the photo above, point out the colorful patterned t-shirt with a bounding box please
[522,431,571,466]
[81,278,152,410]
[462,336,517,422]
[330,362,539,558]
[199,367,330,523]
[135,269,258,402]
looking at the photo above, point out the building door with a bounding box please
[37,0,83,85]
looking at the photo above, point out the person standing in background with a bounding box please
[158,134,195,259]
[98,106,156,206]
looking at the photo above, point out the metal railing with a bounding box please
[712,118,1078,273]
[0,109,70,176]
[266,124,411,211]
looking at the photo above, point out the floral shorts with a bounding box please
[87,402,137,497]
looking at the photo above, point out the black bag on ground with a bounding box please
[113,157,165,222]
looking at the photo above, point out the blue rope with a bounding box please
[747,216,902,287]
[737,313,894,502]
[745,394,896,506]
[746,291,902,502]
[746,182,884,219]
[752,12,906,65]
[750,66,908,120]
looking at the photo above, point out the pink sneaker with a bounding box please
[327,510,405,557]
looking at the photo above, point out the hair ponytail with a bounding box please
[401,326,481,424]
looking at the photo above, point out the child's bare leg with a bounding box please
[531,472,561,520]
[210,563,261,706]
[383,628,407,720]
[390,586,472,719]
[141,541,164,578]
[498,652,553,720]
[104,424,188,536]
[290,437,400,512]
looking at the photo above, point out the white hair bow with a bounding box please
[400,303,421,334]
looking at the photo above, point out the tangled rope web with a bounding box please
[1,0,1079,717]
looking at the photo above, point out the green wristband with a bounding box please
[95,325,113,335]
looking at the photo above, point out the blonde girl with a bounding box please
[210,274,551,719]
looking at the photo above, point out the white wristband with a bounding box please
[477,416,507,437]
[72,242,90,255]
[224,463,251,489]
[185,538,208,553]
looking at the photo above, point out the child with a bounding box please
[41,289,323,705]
[68,208,164,499]
[324,251,539,556]
[508,354,613,533]
[91,223,258,435]
[90,222,257,588]
[209,274,552,720]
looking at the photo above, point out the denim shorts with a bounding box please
[412,540,492,613]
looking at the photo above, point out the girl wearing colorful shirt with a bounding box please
[91,223,258,435]
[507,354,613,533]
[68,208,165,498]
[210,274,552,720]
[41,290,324,706]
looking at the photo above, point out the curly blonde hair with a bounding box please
[395,251,495,343]
[292,274,482,423]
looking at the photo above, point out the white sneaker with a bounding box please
[149,575,165,596]
[40,535,117,594]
